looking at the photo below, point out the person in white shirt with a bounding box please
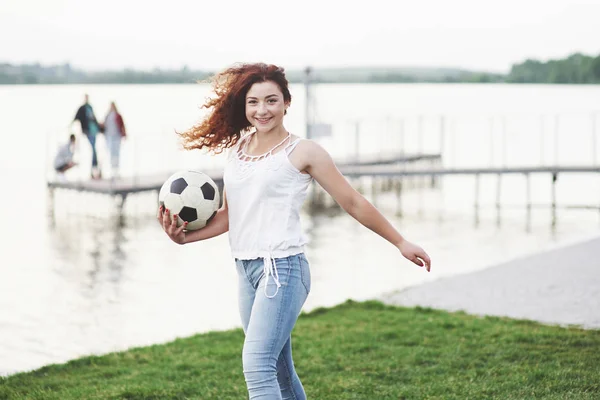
[157,63,431,400]
[53,134,77,180]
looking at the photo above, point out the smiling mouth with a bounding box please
[256,117,271,124]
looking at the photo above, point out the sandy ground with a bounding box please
[382,236,600,329]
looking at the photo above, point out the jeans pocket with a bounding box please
[235,259,253,286]
[273,257,291,287]
[298,254,311,294]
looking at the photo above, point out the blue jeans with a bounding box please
[236,253,311,400]
[85,133,98,168]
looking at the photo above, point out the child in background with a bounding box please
[54,134,77,181]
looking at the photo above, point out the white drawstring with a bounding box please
[263,254,281,298]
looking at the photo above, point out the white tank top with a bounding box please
[223,131,312,297]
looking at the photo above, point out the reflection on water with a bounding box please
[1,182,598,376]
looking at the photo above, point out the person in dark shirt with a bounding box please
[72,94,102,179]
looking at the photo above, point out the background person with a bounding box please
[102,101,127,179]
[53,134,77,181]
[72,93,102,179]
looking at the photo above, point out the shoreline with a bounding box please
[381,234,600,329]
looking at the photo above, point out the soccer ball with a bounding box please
[158,170,220,231]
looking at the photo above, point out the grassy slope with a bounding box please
[1,301,599,400]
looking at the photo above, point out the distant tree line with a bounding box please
[0,63,213,85]
[1,52,599,85]
[506,53,600,83]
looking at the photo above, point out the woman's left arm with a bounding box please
[301,140,431,271]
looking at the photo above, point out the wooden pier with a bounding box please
[339,165,600,177]
[338,164,600,229]
[47,169,224,198]
[46,169,225,214]
[46,153,441,201]
[46,153,600,227]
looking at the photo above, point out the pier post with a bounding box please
[554,115,560,166]
[418,115,424,189]
[399,118,405,155]
[474,173,480,227]
[439,115,445,157]
[354,121,360,163]
[418,176,424,218]
[395,178,403,218]
[502,116,507,168]
[116,193,127,216]
[592,113,597,166]
[435,115,445,187]
[352,121,361,191]
[355,176,364,194]
[525,173,531,232]
[551,172,558,229]
[496,173,502,227]
[371,177,378,207]
[540,114,545,165]
[489,117,495,167]
[418,115,423,154]
[304,66,312,140]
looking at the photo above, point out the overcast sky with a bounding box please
[1,0,599,73]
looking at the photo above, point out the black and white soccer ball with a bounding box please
[158,170,220,231]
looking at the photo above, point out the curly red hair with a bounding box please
[179,63,292,154]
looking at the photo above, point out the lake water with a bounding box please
[1,83,599,376]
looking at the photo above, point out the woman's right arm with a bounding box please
[158,189,229,245]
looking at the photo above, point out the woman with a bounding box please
[157,63,431,399]
[102,102,126,179]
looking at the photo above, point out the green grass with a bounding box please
[1,300,599,399]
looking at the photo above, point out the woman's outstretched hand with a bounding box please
[398,240,431,272]
[157,205,187,245]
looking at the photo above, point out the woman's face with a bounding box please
[245,80,288,133]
